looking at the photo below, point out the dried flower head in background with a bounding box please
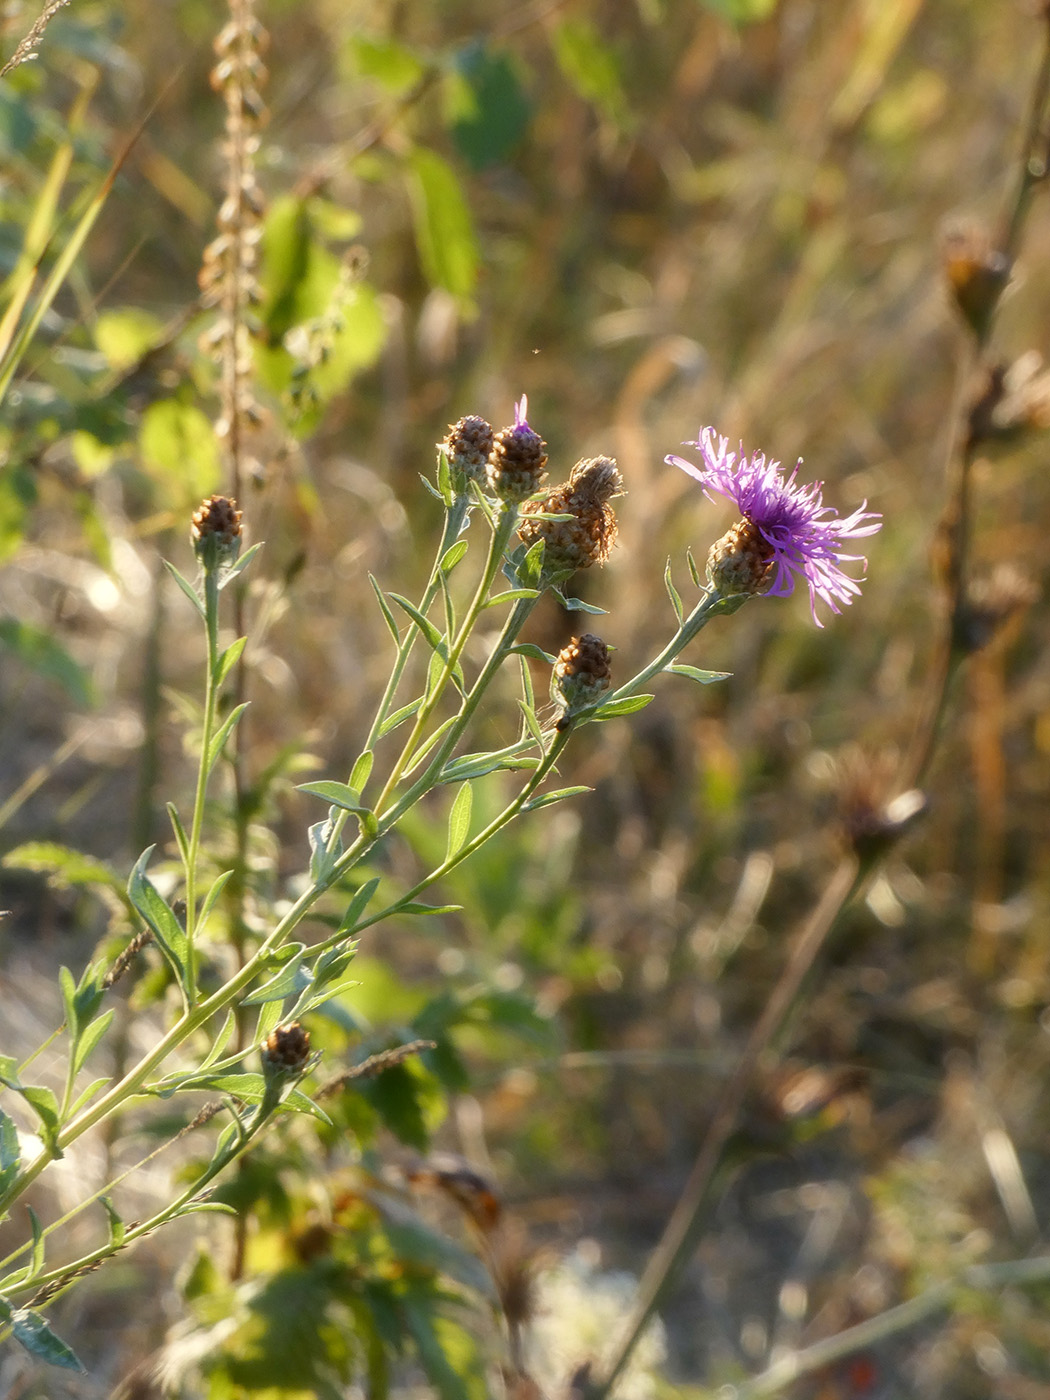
[668,428,881,626]
[967,352,1050,447]
[487,396,548,501]
[941,219,1012,336]
[518,455,623,574]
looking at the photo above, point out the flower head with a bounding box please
[486,394,548,501]
[667,428,881,626]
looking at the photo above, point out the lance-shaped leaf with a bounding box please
[378,697,423,739]
[445,782,473,863]
[369,574,401,643]
[163,560,206,619]
[215,636,247,686]
[666,663,732,685]
[589,694,654,720]
[551,586,607,615]
[217,541,263,590]
[242,945,313,1006]
[664,557,684,623]
[338,877,381,934]
[523,785,592,812]
[0,1108,20,1195]
[298,780,369,814]
[9,1308,83,1372]
[128,847,191,994]
[206,702,250,774]
[348,749,374,792]
[308,818,342,884]
[439,745,539,784]
[440,540,468,573]
[388,592,444,652]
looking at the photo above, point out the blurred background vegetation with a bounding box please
[3,0,1050,1395]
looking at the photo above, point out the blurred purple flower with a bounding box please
[667,427,882,626]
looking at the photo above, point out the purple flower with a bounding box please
[667,427,881,626]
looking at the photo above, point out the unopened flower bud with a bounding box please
[486,396,548,502]
[191,494,243,571]
[552,634,611,727]
[261,1021,311,1077]
[518,455,623,576]
[438,414,494,492]
[706,518,775,598]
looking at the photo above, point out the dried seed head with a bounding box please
[486,397,548,501]
[261,1021,311,1076]
[191,494,243,570]
[967,352,1050,447]
[957,563,1038,653]
[836,745,926,861]
[553,633,612,725]
[706,517,775,598]
[438,414,495,492]
[517,455,622,575]
[941,220,1011,335]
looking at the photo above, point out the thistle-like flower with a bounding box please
[486,395,548,502]
[667,428,881,626]
[518,455,623,575]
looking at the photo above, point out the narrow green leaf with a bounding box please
[0,1109,20,1195]
[369,574,401,643]
[507,642,557,664]
[128,847,191,993]
[28,1205,45,1273]
[166,803,190,867]
[517,699,544,749]
[58,966,77,1031]
[338,876,381,933]
[519,653,537,712]
[590,694,654,720]
[523,785,592,811]
[514,540,546,590]
[206,702,250,773]
[399,902,462,916]
[100,1195,125,1248]
[664,557,684,623]
[485,587,540,608]
[242,946,313,1006]
[198,1010,239,1072]
[199,869,235,928]
[67,1077,109,1118]
[215,635,247,686]
[73,1009,114,1073]
[21,1090,61,1155]
[439,747,539,783]
[163,559,205,618]
[217,541,263,590]
[298,780,366,812]
[440,540,468,573]
[388,592,444,651]
[402,714,458,778]
[667,664,732,685]
[10,1309,83,1371]
[377,697,423,739]
[553,588,608,615]
[308,818,341,884]
[349,750,374,792]
[178,1200,238,1219]
[445,782,473,863]
[685,547,702,589]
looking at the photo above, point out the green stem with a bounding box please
[605,588,736,707]
[373,503,520,813]
[363,494,470,755]
[183,568,222,995]
[733,1255,1050,1400]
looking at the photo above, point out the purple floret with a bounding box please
[667,427,882,626]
